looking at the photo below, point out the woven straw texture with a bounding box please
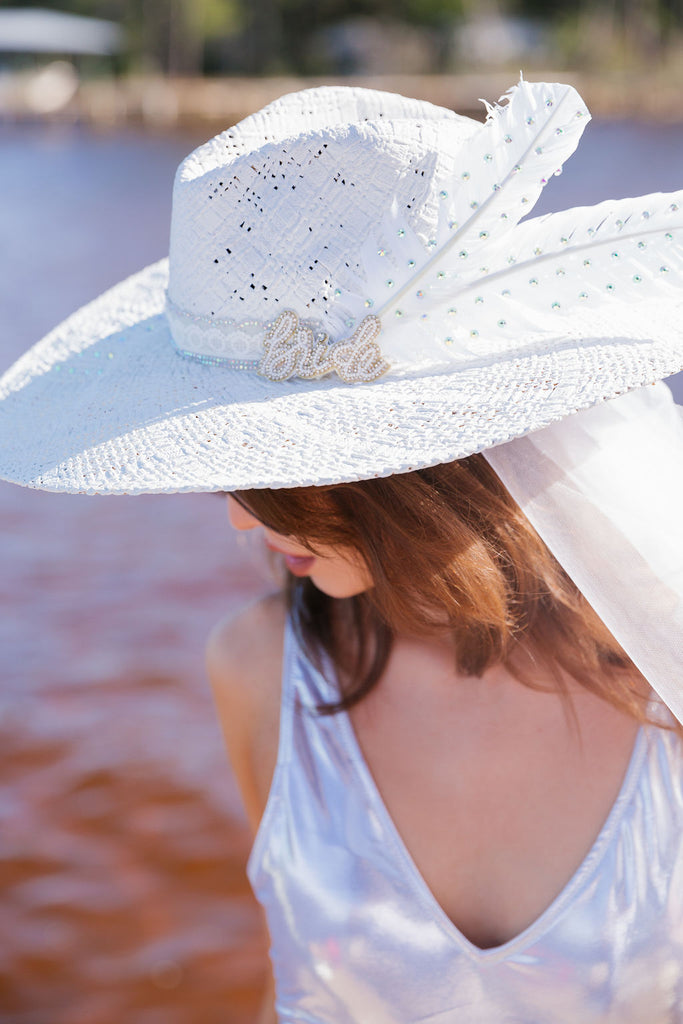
[1,257,681,494]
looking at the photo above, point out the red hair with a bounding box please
[237,454,666,728]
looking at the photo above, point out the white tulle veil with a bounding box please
[484,380,683,724]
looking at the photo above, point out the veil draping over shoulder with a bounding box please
[485,381,683,724]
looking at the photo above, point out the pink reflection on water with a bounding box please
[1,122,287,1021]
[0,486,273,1021]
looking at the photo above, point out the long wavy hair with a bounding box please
[235,454,664,727]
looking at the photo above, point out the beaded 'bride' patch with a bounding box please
[258,311,389,383]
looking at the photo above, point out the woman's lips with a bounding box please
[283,554,316,576]
[265,540,316,576]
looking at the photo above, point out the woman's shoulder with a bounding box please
[206,592,287,831]
[207,591,287,687]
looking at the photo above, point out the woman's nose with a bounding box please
[226,496,261,532]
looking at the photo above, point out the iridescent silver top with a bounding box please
[247,619,683,1023]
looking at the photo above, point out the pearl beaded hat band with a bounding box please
[0,78,682,495]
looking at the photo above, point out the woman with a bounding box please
[1,78,682,1020]
[209,453,682,1022]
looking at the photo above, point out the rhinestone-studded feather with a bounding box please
[437,193,683,336]
[367,77,592,323]
[357,77,683,356]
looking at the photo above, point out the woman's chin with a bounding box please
[308,574,374,600]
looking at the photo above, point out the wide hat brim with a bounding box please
[1,256,681,495]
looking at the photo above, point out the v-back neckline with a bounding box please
[323,665,648,962]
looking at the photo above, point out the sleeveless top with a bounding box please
[247,619,683,1024]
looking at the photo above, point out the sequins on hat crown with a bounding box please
[166,86,480,360]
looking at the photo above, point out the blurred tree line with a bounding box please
[6,0,683,74]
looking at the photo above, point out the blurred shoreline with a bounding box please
[3,69,683,132]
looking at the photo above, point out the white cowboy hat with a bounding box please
[0,77,681,494]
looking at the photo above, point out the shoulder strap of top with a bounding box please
[274,613,299,767]
[269,613,338,775]
[245,614,299,882]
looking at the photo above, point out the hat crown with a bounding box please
[167,87,479,346]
